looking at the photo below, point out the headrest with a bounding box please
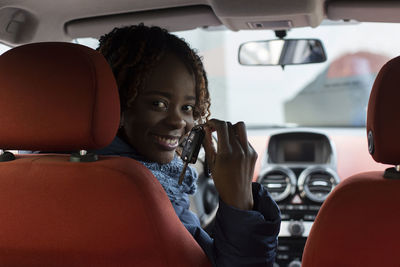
[0,42,120,151]
[367,56,400,165]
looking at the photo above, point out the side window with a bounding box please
[0,43,10,55]
[73,38,99,50]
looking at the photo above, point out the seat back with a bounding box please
[0,42,210,266]
[302,56,400,266]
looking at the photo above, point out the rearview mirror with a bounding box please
[238,39,327,66]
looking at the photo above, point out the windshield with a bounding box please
[76,22,400,128]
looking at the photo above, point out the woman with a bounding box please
[96,24,281,266]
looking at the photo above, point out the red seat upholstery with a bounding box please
[302,56,400,266]
[0,43,210,266]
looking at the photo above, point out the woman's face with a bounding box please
[121,53,196,164]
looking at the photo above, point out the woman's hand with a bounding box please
[203,119,257,210]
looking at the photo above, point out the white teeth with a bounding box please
[156,136,178,146]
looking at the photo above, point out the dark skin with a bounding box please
[121,53,256,210]
[121,53,196,164]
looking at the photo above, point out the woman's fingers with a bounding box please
[205,119,230,154]
[205,119,251,156]
[247,141,258,175]
[203,119,255,210]
[202,125,216,170]
[227,122,244,153]
[232,121,248,151]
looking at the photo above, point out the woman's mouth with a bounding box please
[152,134,180,150]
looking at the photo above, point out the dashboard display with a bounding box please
[267,132,332,164]
[283,141,315,162]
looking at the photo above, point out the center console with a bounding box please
[258,131,340,267]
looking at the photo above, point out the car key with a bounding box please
[179,125,205,185]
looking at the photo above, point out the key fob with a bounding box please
[181,125,205,164]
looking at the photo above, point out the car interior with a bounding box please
[0,42,210,266]
[302,55,400,267]
[0,0,398,266]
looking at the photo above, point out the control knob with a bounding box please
[288,221,304,236]
[288,260,301,267]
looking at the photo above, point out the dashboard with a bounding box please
[190,128,388,267]
[258,130,340,267]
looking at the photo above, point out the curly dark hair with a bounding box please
[97,24,210,123]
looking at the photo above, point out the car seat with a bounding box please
[302,56,400,266]
[0,42,210,267]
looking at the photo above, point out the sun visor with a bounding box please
[65,5,221,39]
[327,1,400,23]
[209,0,324,30]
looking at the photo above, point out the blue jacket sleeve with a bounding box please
[178,182,281,267]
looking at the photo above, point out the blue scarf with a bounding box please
[95,136,198,205]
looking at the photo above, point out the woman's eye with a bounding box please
[152,101,167,109]
[182,105,194,112]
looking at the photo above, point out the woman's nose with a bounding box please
[164,108,186,129]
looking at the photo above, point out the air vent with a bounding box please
[258,167,296,202]
[298,167,340,203]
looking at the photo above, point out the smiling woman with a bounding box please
[94,24,281,266]
[120,53,196,164]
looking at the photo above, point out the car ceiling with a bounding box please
[0,0,399,46]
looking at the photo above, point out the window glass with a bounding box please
[75,22,400,127]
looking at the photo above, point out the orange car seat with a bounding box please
[302,56,400,266]
[0,42,210,267]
